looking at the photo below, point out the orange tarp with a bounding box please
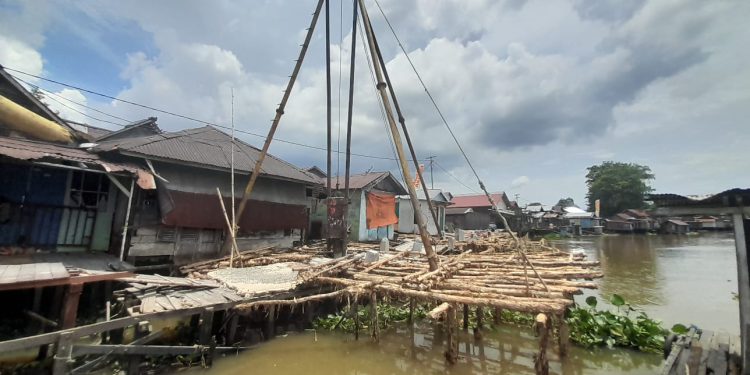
[366,192,398,229]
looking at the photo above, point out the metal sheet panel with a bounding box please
[159,189,308,232]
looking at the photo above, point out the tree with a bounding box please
[586,162,654,217]
[556,197,577,208]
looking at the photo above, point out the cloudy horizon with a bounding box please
[1,0,747,208]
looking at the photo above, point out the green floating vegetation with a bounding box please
[314,302,428,332]
[315,295,688,355]
[566,294,686,353]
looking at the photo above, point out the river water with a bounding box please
[194,232,739,375]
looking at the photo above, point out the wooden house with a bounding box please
[396,189,452,236]
[661,219,689,234]
[446,192,516,231]
[93,126,321,267]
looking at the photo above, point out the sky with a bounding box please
[0,0,748,208]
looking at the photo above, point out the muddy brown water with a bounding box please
[190,232,738,374]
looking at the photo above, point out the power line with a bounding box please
[13,76,131,127]
[434,160,479,193]
[2,65,427,163]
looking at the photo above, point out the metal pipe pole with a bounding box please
[325,0,333,252]
[325,0,332,206]
[342,0,359,252]
[118,178,135,262]
[234,0,325,223]
[358,0,438,271]
[369,27,442,238]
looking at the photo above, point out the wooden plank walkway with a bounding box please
[0,263,69,285]
[662,329,742,375]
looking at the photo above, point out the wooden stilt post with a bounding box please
[558,319,570,357]
[52,332,73,375]
[494,307,502,326]
[61,283,83,329]
[370,292,379,342]
[199,307,215,345]
[226,312,239,346]
[408,298,415,325]
[445,304,458,364]
[475,307,484,341]
[265,305,275,341]
[354,302,360,341]
[463,304,469,332]
[534,313,550,375]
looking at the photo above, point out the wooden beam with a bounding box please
[61,283,83,329]
[71,344,243,356]
[732,213,750,373]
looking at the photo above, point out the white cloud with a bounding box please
[1,0,748,205]
[0,35,44,78]
[511,175,530,188]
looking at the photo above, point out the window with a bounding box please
[69,171,110,210]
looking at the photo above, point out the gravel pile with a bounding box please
[208,262,301,296]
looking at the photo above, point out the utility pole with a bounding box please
[427,156,435,189]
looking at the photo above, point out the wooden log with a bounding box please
[314,277,570,314]
[370,292,379,342]
[445,304,458,364]
[199,307,215,345]
[475,307,484,340]
[427,302,451,320]
[534,313,549,375]
[360,251,411,273]
[558,320,569,357]
[463,304,469,332]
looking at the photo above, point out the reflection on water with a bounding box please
[555,232,738,334]
[198,324,661,375]
[192,233,736,374]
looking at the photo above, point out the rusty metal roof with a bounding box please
[95,126,319,184]
[451,193,508,209]
[0,135,146,175]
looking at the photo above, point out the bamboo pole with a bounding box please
[370,292,379,342]
[216,188,241,266]
[357,0,438,272]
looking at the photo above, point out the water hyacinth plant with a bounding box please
[566,294,672,353]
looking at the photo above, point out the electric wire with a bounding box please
[3,66,426,162]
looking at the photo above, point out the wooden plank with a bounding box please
[0,264,22,283]
[697,331,714,375]
[71,344,242,356]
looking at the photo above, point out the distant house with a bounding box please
[446,192,516,231]
[623,209,656,232]
[306,166,327,179]
[323,171,407,242]
[662,219,690,234]
[563,206,602,234]
[605,219,635,233]
[93,126,321,266]
[396,189,452,236]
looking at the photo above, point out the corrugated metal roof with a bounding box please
[648,189,750,208]
[330,171,407,194]
[450,193,508,209]
[94,126,319,184]
[0,135,145,175]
